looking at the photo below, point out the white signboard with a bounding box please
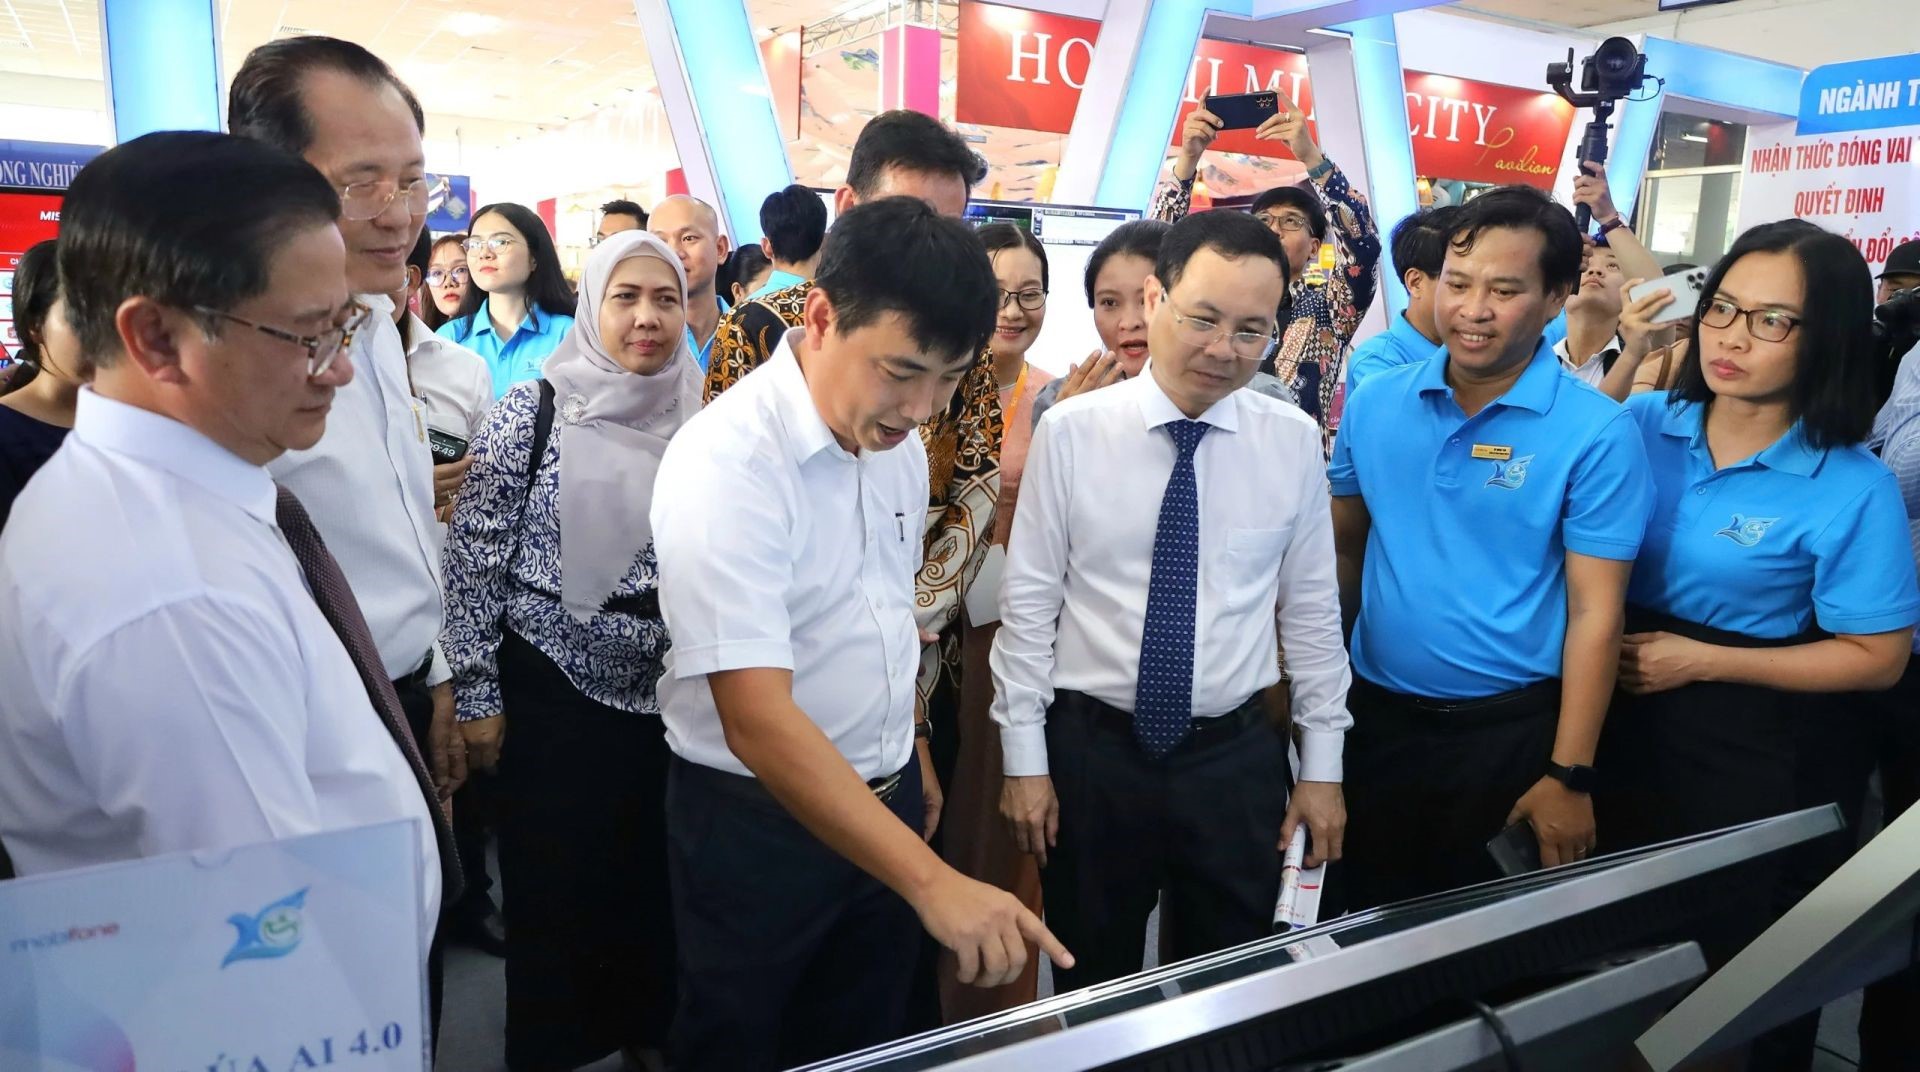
[0,821,427,1071]
[1737,124,1920,274]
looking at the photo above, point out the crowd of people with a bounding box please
[1,30,1919,1072]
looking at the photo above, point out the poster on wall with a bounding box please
[0,821,427,1071]
[425,172,473,234]
[954,1,1572,186]
[1736,54,1920,273]
[0,191,63,357]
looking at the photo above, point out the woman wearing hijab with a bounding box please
[442,231,700,1072]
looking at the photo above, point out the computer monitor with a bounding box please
[1638,797,1920,1068]
[794,807,1840,1072]
[1282,943,1707,1072]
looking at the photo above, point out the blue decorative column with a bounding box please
[101,0,223,141]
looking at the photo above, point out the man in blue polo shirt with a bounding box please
[1345,206,1457,393]
[1329,185,1653,910]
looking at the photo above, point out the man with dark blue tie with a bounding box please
[991,210,1354,990]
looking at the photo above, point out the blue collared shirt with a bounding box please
[750,270,808,301]
[1330,340,1654,698]
[1345,311,1443,395]
[1626,393,1920,639]
[438,299,576,400]
[685,293,731,372]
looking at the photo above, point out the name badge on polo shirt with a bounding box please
[1470,444,1513,461]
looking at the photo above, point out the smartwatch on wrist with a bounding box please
[1306,157,1335,181]
[1597,214,1627,237]
[1546,761,1597,794]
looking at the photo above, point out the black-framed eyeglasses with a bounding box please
[425,267,470,287]
[997,287,1047,312]
[339,179,431,222]
[195,300,372,378]
[1168,299,1278,361]
[464,235,520,254]
[1698,298,1800,343]
[1254,212,1312,235]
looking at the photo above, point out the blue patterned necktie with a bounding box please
[1134,419,1210,758]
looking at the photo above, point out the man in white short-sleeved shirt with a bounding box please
[652,197,1070,1071]
[992,210,1351,991]
[0,132,444,925]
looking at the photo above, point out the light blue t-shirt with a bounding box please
[1625,392,1920,639]
[438,299,575,400]
[1346,310,1443,395]
[1330,340,1654,698]
[749,270,808,301]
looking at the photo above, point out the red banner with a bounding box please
[954,0,1571,179]
[1403,72,1575,190]
[954,2,1312,160]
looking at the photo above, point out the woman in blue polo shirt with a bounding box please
[1601,222,1919,962]
[439,201,577,399]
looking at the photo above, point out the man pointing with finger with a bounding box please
[992,209,1351,991]
[653,197,1071,1071]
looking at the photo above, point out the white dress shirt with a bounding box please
[652,329,923,781]
[405,311,493,446]
[990,367,1352,781]
[0,390,441,922]
[270,294,449,685]
[1553,332,1623,388]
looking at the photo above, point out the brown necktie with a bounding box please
[274,484,464,904]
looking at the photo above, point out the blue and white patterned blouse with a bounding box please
[442,380,669,721]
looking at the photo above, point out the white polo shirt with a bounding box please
[652,328,924,781]
[1553,332,1623,388]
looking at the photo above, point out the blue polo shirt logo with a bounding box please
[1485,454,1535,490]
[1715,513,1781,547]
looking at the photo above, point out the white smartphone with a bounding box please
[1627,266,1710,325]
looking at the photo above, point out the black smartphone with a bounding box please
[1486,820,1543,877]
[428,428,470,464]
[1203,91,1282,131]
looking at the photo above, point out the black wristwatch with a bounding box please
[1546,761,1597,794]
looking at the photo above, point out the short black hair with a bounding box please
[1,239,60,392]
[1446,185,1582,297]
[1155,209,1291,297]
[229,36,424,156]
[846,110,986,200]
[58,131,341,369]
[976,223,1049,294]
[451,202,577,327]
[600,199,647,227]
[1390,205,1462,282]
[1671,220,1880,448]
[1084,219,1169,307]
[1251,185,1328,241]
[760,184,828,264]
[723,244,772,297]
[814,196,995,363]
[1663,261,1700,275]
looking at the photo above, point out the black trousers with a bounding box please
[495,629,675,1071]
[1852,659,1920,1071]
[668,753,925,1072]
[390,666,447,1049]
[1042,690,1290,994]
[1333,676,1560,913]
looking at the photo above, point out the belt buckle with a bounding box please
[870,772,903,801]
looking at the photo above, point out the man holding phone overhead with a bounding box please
[1153,88,1381,456]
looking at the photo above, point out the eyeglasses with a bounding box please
[339,179,431,222]
[425,267,470,287]
[1254,212,1313,235]
[1698,298,1801,343]
[997,287,1047,312]
[1168,300,1278,361]
[196,300,372,378]
[464,235,520,254]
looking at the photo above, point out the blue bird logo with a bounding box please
[1485,454,1535,490]
[221,887,309,968]
[1716,514,1781,547]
